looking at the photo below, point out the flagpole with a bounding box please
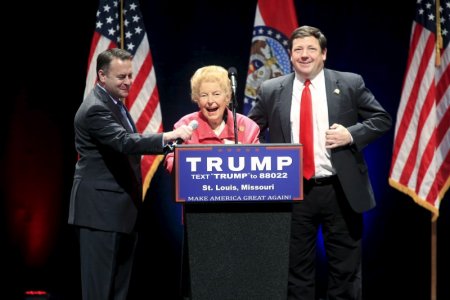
[120,0,124,50]
[119,0,125,106]
[431,219,436,300]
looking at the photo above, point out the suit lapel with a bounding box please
[96,86,136,133]
[324,69,341,126]
[278,74,295,142]
[122,106,138,133]
[109,99,133,132]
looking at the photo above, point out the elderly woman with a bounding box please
[164,65,260,173]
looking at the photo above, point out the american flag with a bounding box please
[389,0,450,220]
[243,0,298,115]
[84,0,163,199]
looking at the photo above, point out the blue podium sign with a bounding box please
[174,144,303,202]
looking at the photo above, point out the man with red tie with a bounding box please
[248,25,392,300]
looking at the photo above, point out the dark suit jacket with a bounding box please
[69,85,164,233]
[248,69,392,213]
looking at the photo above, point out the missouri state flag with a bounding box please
[243,0,298,115]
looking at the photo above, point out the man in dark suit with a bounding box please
[69,48,193,300]
[248,26,392,300]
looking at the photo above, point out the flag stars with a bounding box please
[95,0,149,54]
[253,26,289,49]
[108,27,116,37]
[132,15,140,23]
[416,0,450,47]
[126,43,135,52]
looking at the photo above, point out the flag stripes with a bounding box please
[84,0,163,199]
[389,1,450,220]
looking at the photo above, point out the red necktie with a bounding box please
[300,80,315,179]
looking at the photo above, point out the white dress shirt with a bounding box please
[290,70,335,178]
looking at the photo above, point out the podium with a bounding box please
[174,144,303,300]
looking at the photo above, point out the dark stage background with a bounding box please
[2,0,449,299]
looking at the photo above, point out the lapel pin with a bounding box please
[333,88,340,95]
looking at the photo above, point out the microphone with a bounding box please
[228,67,239,143]
[166,120,198,152]
[228,67,238,96]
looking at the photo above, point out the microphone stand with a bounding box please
[231,89,238,144]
